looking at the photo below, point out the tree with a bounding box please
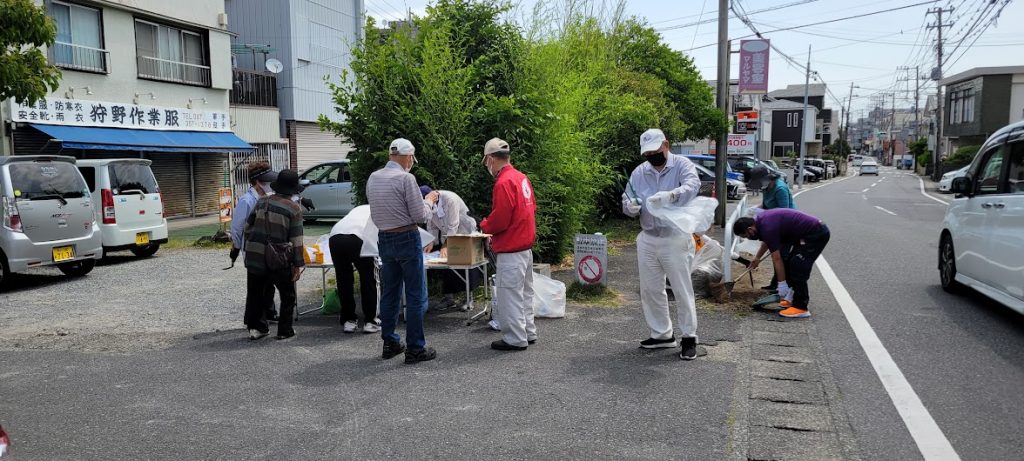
[0,0,62,105]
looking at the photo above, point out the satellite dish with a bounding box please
[265,58,283,74]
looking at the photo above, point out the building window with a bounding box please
[48,1,107,73]
[135,19,210,86]
[786,112,799,128]
[949,89,976,125]
[963,93,975,123]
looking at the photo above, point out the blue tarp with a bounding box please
[30,124,254,153]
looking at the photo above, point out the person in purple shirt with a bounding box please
[732,209,830,318]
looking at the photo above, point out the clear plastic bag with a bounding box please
[691,235,724,298]
[646,196,717,234]
[533,272,566,319]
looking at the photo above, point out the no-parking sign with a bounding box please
[574,234,608,286]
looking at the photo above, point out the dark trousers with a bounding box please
[329,234,378,324]
[245,269,296,335]
[785,224,831,310]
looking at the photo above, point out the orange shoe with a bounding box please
[779,306,810,318]
[778,299,792,308]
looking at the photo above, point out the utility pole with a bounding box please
[890,92,896,165]
[796,44,811,190]
[927,6,953,179]
[844,82,854,150]
[714,0,729,226]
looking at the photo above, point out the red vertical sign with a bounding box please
[739,39,770,94]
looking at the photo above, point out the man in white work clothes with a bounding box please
[622,128,703,360]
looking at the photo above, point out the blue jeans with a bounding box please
[377,229,428,350]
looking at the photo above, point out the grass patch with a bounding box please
[566,282,621,307]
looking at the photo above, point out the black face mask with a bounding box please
[645,152,667,167]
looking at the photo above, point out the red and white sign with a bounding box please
[727,134,756,157]
[574,234,608,286]
[739,39,770,94]
[577,255,603,284]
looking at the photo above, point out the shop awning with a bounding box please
[30,124,254,153]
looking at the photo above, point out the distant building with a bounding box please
[939,65,1024,155]
[762,99,818,158]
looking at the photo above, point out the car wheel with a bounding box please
[939,234,963,294]
[130,244,160,258]
[0,251,10,291]
[58,259,96,277]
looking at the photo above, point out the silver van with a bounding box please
[0,156,102,287]
[76,159,167,257]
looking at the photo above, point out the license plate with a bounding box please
[52,246,74,262]
[135,232,150,245]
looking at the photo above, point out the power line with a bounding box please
[943,0,1012,72]
[654,0,820,30]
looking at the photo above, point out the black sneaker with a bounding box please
[491,340,527,351]
[405,346,437,364]
[275,331,295,341]
[640,337,678,349]
[679,337,698,360]
[267,312,280,323]
[382,341,406,360]
[760,284,778,292]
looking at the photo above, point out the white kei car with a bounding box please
[939,120,1024,314]
[938,166,969,193]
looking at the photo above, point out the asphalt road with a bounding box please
[794,166,1024,460]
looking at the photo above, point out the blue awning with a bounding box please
[30,124,254,153]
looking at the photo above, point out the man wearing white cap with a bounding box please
[480,138,538,351]
[622,128,703,360]
[366,138,438,364]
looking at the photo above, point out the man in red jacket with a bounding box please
[480,138,538,351]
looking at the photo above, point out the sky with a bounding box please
[364,0,1024,119]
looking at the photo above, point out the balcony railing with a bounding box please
[49,41,108,73]
[137,55,211,87]
[230,69,278,107]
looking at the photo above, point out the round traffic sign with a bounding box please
[577,255,604,284]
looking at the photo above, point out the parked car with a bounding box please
[938,166,970,193]
[805,158,833,179]
[693,163,716,197]
[939,120,1024,314]
[77,159,167,258]
[823,160,837,177]
[727,156,764,184]
[298,160,355,222]
[792,160,823,182]
[727,177,747,199]
[762,159,782,172]
[1,155,102,287]
[685,154,744,182]
[852,155,865,166]
[859,160,879,175]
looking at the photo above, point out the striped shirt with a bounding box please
[243,194,305,273]
[366,161,430,231]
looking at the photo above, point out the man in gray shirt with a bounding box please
[366,138,438,364]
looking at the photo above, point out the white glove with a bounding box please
[647,191,672,208]
[622,195,641,216]
[669,190,680,203]
[777,281,792,300]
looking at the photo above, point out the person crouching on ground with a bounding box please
[733,208,830,318]
[480,138,538,352]
[747,165,794,292]
[621,128,702,360]
[242,169,305,340]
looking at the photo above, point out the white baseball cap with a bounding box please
[389,138,415,155]
[639,128,667,154]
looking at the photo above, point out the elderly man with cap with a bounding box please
[480,138,538,351]
[622,128,703,360]
[242,169,305,340]
[419,185,480,310]
[230,162,282,321]
[366,138,438,364]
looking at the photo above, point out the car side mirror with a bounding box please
[951,177,971,196]
[299,179,311,186]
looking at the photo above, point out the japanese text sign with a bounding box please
[739,39,770,94]
[10,97,230,132]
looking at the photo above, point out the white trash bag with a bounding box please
[691,235,724,298]
[533,272,566,319]
[645,195,717,235]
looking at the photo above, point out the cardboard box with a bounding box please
[445,234,489,266]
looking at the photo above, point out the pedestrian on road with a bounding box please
[750,166,794,292]
[733,208,831,318]
[366,138,437,364]
[230,162,281,322]
[328,205,381,334]
[480,138,538,352]
[242,169,305,340]
[622,128,703,360]
[420,185,481,310]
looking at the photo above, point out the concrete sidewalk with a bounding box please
[166,214,220,231]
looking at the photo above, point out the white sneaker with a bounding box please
[362,322,381,334]
[488,319,501,331]
[343,321,358,333]
[248,329,268,340]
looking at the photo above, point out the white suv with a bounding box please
[939,121,1024,314]
[76,159,168,258]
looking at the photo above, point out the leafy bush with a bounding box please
[943,144,981,169]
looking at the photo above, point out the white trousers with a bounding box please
[637,231,697,340]
[495,250,536,347]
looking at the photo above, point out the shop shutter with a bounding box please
[294,122,351,170]
[147,153,192,218]
[192,153,228,216]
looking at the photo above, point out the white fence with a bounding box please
[228,144,290,204]
[722,195,750,282]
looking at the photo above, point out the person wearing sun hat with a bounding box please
[622,128,703,360]
[366,138,438,364]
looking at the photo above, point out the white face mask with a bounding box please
[260,183,273,194]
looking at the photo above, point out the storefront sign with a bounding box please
[10,97,230,132]
[739,39,770,94]
[727,134,756,157]
[736,111,759,133]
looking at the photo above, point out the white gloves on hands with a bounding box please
[777,281,793,301]
[669,190,680,203]
[622,195,642,216]
[647,191,673,208]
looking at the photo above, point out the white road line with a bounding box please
[791,175,854,198]
[861,188,870,193]
[816,258,961,460]
[874,205,897,216]
[917,176,950,205]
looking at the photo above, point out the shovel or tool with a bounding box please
[710,252,770,302]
